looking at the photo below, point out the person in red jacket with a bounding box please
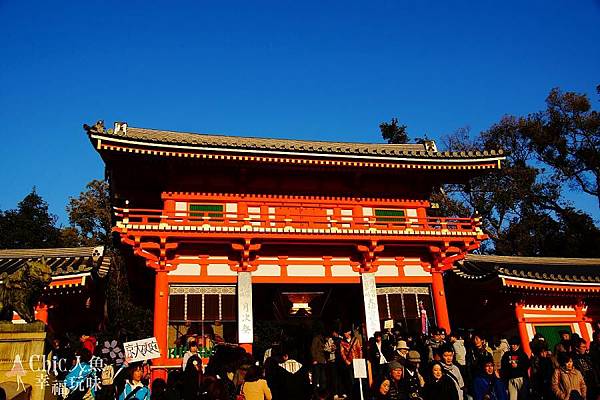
[339,326,362,399]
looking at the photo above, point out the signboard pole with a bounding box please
[353,358,367,400]
[359,378,364,400]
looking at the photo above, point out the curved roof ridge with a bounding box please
[125,126,426,148]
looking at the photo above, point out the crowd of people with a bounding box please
[52,324,600,400]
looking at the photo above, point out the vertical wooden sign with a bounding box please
[362,272,380,338]
[237,271,253,343]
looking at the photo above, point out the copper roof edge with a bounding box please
[464,254,600,266]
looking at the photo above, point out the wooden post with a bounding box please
[152,269,169,381]
[575,302,591,342]
[431,270,450,333]
[514,302,532,355]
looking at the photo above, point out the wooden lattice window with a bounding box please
[168,286,237,355]
[189,204,224,219]
[374,209,405,223]
[376,286,433,332]
[168,286,236,322]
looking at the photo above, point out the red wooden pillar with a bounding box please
[152,269,169,381]
[431,270,450,333]
[35,303,49,324]
[575,302,591,342]
[514,302,532,355]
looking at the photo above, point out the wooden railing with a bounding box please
[114,206,481,234]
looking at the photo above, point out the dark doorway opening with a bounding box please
[252,283,365,364]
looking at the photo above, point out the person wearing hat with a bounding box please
[500,336,530,400]
[377,361,409,399]
[393,340,410,366]
[404,351,425,398]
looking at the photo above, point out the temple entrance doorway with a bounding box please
[252,283,366,364]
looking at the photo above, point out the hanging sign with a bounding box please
[238,271,253,343]
[361,272,380,338]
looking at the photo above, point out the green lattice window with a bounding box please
[375,209,405,223]
[534,325,571,353]
[189,204,224,219]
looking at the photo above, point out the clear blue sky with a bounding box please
[1,0,599,224]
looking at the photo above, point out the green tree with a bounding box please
[383,84,600,256]
[522,86,600,207]
[0,188,62,249]
[66,179,112,247]
[439,117,600,256]
[380,118,409,144]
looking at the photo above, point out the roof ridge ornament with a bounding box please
[423,140,437,152]
[114,121,128,135]
[83,120,105,134]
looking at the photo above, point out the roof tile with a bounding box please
[87,123,504,160]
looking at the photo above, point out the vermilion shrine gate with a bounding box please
[86,121,504,379]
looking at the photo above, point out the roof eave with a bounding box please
[90,133,506,166]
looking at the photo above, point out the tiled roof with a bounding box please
[454,254,600,284]
[0,246,111,281]
[85,121,505,160]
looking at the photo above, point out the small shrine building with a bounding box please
[449,254,600,353]
[0,246,111,334]
[85,121,504,379]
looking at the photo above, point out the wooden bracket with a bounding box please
[231,239,261,272]
[356,240,384,273]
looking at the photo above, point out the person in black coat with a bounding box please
[270,351,311,400]
[369,332,392,386]
[530,342,554,400]
[182,354,203,400]
[423,361,459,400]
[500,337,530,400]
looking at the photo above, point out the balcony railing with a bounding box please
[114,207,481,235]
